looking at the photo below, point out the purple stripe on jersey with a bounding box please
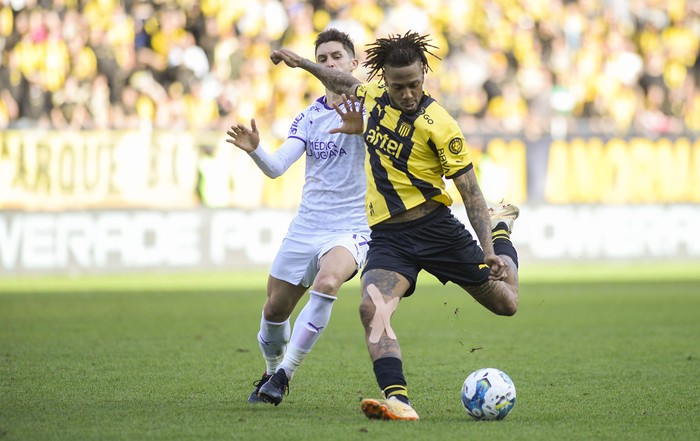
[316,96,333,110]
[288,135,306,143]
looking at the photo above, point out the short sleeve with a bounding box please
[288,110,307,141]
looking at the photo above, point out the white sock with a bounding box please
[257,312,290,375]
[278,290,336,380]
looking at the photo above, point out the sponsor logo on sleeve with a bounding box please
[289,112,305,135]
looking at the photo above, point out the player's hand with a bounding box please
[484,253,507,281]
[330,94,364,135]
[270,49,303,68]
[226,119,260,153]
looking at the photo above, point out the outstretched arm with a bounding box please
[271,49,362,97]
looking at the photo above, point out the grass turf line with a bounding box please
[2,261,700,293]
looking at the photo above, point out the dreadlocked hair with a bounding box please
[363,31,440,82]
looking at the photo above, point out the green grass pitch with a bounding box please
[1,263,699,441]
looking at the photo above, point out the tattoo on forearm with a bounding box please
[301,59,358,96]
[455,173,494,255]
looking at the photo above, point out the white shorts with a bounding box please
[270,223,370,288]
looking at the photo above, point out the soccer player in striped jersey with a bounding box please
[227,29,370,406]
[272,32,520,420]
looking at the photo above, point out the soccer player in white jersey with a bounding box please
[226,29,370,406]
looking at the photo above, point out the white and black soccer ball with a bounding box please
[461,367,516,420]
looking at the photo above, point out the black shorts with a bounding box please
[362,204,490,297]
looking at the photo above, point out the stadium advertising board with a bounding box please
[1,205,699,274]
[1,131,699,209]
[2,131,699,273]
[0,209,288,273]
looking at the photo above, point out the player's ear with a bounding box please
[351,58,359,70]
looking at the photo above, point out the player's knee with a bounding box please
[263,305,289,322]
[502,302,518,317]
[497,296,518,316]
[263,299,293,322]
[311,273,342,295]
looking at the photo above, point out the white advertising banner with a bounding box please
[1,205,699,275]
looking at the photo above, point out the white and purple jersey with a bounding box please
[287,96,368,233]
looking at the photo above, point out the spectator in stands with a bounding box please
[0,0,698,137]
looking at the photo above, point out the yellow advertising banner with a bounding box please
[1,130,698,210]
[0,130,200,209]
[0,130,305,210]
[545,137,700,203]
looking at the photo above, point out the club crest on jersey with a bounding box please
[449,137,463,155]
[398,122,411,138]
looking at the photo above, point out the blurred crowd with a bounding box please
[1,0,699,140]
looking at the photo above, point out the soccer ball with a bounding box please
[461,367,516,420]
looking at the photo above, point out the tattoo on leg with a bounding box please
[362,270,404,295]
[464,280,517,316]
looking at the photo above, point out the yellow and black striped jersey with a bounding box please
[356,82,473,226]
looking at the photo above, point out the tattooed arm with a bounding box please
[453,169,507,280]
[271,49,362,97]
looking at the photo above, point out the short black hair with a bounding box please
[315,28,356,58]
[363,31,439,82]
